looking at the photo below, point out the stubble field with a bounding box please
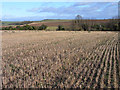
[2,31,120,88]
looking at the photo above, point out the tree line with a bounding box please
[1,24,47,30]
[57,15,120,31]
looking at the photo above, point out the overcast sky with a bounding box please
[1,2,119,21]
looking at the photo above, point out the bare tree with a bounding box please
[75,15,82,20]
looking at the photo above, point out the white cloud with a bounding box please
[27,2,118,19]
[2,2,118,21]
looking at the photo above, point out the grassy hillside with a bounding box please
[2,21,34,26]
[40,19,72,22]
[2,21,22,26]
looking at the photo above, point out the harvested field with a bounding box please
[2,31,120,88]
[28,19,117,27]
[28,21,71,27]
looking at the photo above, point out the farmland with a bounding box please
[29,19,111,27]
[1,19,119,31]
[2,31,120,88]
[1,19,114,27]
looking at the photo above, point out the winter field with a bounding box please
[2,31,120,88]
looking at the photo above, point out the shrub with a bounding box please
[8,26,13,30]
[56,25,65,31]
[38,24,47,30]
[82,24,89,31]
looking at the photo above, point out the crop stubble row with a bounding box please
[2,31,119,88]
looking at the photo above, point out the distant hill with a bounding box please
[30,19,118,27]
[40,19,73,22]
[2,21,33,26]
[1,19,119,27]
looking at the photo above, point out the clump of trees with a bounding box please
[56,15,120,31]
[38,24,47,30]
[69,15,120,31]
[2,24,47,30]
[56,25,65,31]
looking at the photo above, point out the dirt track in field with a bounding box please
[2,31,120,88]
